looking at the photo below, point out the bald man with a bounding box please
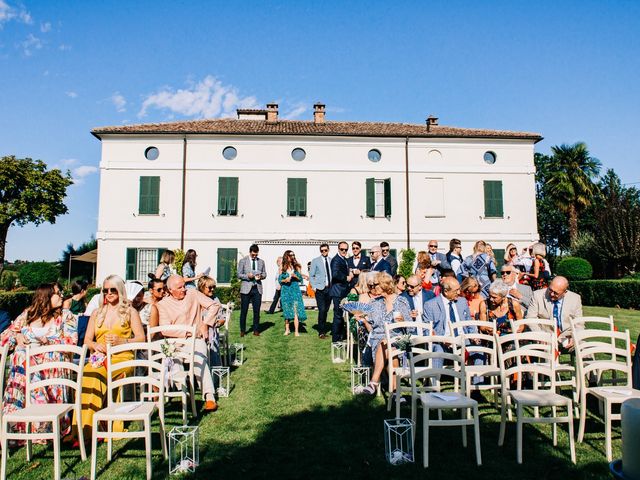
[526,276,583,350]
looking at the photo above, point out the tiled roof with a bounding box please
[92,119,542,142]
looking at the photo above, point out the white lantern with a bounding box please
[384,418,414,465]
[231,343,245,366]
[210,366,231,397]
[169,426,199,475]
[351,366,370,394]
[331,341,347,363]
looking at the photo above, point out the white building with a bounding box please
[92,103,541,297]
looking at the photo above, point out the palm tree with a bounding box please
[545,142,601,245]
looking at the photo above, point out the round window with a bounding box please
[222,146,237,160]
[368,149,382,162]
[144,146,159,161]
[484,151,497,164]
[291,148,306,161]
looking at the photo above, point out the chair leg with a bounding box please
[91,418,99,480]
[53,418,61,480]
[182,392,188,425]
[423,407,430,468]
[605,400,612,462]
[1,419,8,480]
[552,406,558,446]
[26,421,32,462]
[77,406,87,461]
[499,394,507,446]
[144,418,152,480]
[473,405,482,465]
[516,403,523,464]
[395,389,401,419]
[578,389,587,442]
[189,379,197,418]
[159,414,167,460]
[567,404,576,464]
[461,408,467,447]
[107,420,112,462]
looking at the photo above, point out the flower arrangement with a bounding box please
[161,339,177,358]
[89,352,106,368]
[392,334,412,353]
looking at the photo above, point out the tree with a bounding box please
[398,248,416,279]
[18,261,61,289]
[545,143,601,244]
[534,153,570,256]
[60,235,97,282]
[0,156,73,275]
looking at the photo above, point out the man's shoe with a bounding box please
[318,334,327,339]
[203,399,218,412]
[240,332,245,338]
[253,331,260,337]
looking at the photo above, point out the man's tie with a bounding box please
[448,300,457,337]
[324,257,331,285]
[252,258,257,283]
[553,301,561,332]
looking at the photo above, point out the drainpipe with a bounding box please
[405,136,411,249]
[180,135,187,250]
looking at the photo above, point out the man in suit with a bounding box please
[500,264,533,314]
[445,238,464,282]
[309,243,332,339]
[400,275,435,324]
[369,246,392,274]
[329,241,354,342]
[347,241,371,288]
[427,240,449,285]
[380,241,398,276]
[526,276,583,351]
[237,244,267,337]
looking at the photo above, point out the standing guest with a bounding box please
[460,277,487,320]
[329,241,354,342]
[78,275,145,437]
[63,280,89,315]
[348,241,371,288]
[519,245,535,278]
[503,243,521,269]
[197,276,226,366]
[445,238,464,282]
[237,244,266,337]
[182,249,202,289]
[380,242,398,276]
[486,280,524,336]
[427,240,449,285]
[485,243,497,267]
[360,272,412,394]
[279,250,307,336]
[154,249,176,281]
[500,265,533,315]
[369,246,392,274]
[149,275,220,411]
[1,284,77,434]
[309,244,332,339]
[462,240,497,299]
[266,256,283,314]
[401,274,435,322]
[522,242,549,291]
[393,274,406,294]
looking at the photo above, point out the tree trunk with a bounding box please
[0,223,8,278]
[568,204,578,246]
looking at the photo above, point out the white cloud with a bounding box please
[111,92,126,112]
[40,21,51,32]
[58,43,71,51]
[71,165,98,185]
[138,75,259,119]
[282,102,307,120]
[20,33,42,56]
[66,91,78,99]
[60,158,78,167]
[0,0,32,27]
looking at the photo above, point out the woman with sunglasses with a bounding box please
[278,250,307,336]
[76,275,145,439]
[1,284,78,436]
[197,276,226,366]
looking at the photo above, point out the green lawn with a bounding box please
[3,306,638,479]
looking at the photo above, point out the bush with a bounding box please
[0,270,18,290]
[571,279,640,309]
[555,257,593,281]
[0,291,34,318]
[398,248,416,279]
[173,249,185,276]
[17,262,61,290]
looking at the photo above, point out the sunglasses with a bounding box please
[102,288,118,295]
[320,249,328,253]
[339,248,348,252]
[153,287,164,292]
[500,271,513,275]
[382,249,389,252]
[352,246,360,250]
[407,283,420,288]
[428,245,438,248]
[368,282,380,287]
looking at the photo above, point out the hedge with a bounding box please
[556,257,593,281]
[570,279,640,309]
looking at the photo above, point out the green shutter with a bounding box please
[126,248,137,280]
[287,178,296,216]
[218,177,228,215]
[217,248,238,283]
[384,178,392,217]
[228,177,238,215]
[484,180,503,217]
[298,179,307,216]
[157,248,166,264]
[139,176,160,214]
[366,178,375,217]
[493,249,505,270]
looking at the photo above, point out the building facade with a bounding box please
[92,104,542,298]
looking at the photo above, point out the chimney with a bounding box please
[313,103,326,124]
[266,103,278,123]
[426,115,438,132]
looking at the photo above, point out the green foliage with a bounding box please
[17,262,60,289]
[0,270,18,290]
[398,248,416,279]
[571,279,640,309]
[0,290,33,318]
[556,256,593,281]
[60,235,97,281]
[87,287,101,303]
[173,248,185,276]
[226,262,241,304]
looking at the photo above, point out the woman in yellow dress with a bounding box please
[77,274,145,439]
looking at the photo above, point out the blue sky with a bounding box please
[1,0,639,262]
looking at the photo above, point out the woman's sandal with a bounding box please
[361,381,379,395]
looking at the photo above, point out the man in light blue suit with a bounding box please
[309,243,332,338]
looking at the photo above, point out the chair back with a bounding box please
[510,317,555,334]
[220,302,233,331]
[573,328,633,387]
[570,315,614,332]
[24,344,88,409]
[495,331,556,392]
[384,321,433,378]
[147,324,196,362]
[409,350,467,396]
[454,319,498,368]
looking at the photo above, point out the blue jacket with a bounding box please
[400,290,436,311]
[309,254,332,291]
[329,254,350,298]
[371,257,392,275]
[421,296,475,336]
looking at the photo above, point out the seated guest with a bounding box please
[446,238,464,281]
[63,280,89,315]
[486,279,524,336]
[460,277,486,320]
[149,275,220,411]
[1,284,77,434]
[197,276,226,366]
[522,242,549,291]
[526,275,583,351]
[400,274,435,322]
[360,273,412,395]
[78,275,145,438]
[349,270,371,301]
[139,278,166,330]
[369,246,392,274]
[415,260,435,291]
[499,265,533,315]
[393,274,406,295]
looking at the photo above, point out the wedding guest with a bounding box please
[414,250,428,273]
[197,276,226,366]
[279,250,307,336]
[522,242,549,291]
[380,242,398,276]
[139,278,165,329]
[310,244,332,339]
[400,274,435,321]
[462,240,497,298]
[416,260,435,291]
[77,275,145,438]
[348,241,371,288]
[460,277,487,320]
[63,280,89,315]
[237,244,266,337]
[1,284,78,435]
[182,249,202,289]
[486,279,524,336]
[427,240,448,285]
[485,243,497,266]
[446,238,464,281]
[154,249,176,281]
[329,242,354,341]
[394,274,407,295]
[369,246,392,274]
[500,265,533,314]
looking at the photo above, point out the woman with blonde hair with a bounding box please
[154,249,176,281]
[460,276,487,321]
[182,249,202,289]
[76,275,145,438]
[462,240,497,299]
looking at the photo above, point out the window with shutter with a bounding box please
[366,178,375,217]
[139,176,160,215]
[217,248,238,283]
[287,178,307,216]
[384,178,392,217]
[218,177,239,216]
[126,248,137,280]
[484,180,504,218]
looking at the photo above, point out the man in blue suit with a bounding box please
[400,275,436,319]
[329,241,353,342]
[369,246,392,274]
[427,240,450,285]
[309,243,332,339]
[347,241,371,289]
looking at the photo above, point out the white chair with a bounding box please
[496,331,576,464]
[0,343,9,430]
[573,328,640,461]
[218,302,233,367]
[90,342,167,480]
[147,324,197,424]
[384,321,433,412]
[1,344,88,480]
[409,349,482,468]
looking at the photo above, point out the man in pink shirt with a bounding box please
[149,275,220,411]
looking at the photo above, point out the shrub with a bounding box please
[0,291,34,318]
[18,262,61,290]
[0,270,18,291]
[173,249,185,276]
[555,257,593,281]
[398,248,416,279]
[571,280,640,309]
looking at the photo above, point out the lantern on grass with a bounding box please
[384,418,414,465]
[231,343,245,366]
[331,341,347,363]
[211,366,231,397]
[351,366,370,394]
[169,426,199,474]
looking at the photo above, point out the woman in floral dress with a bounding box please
[278,250,307,336]
[462,240,497,299]
[1,284,78,434]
